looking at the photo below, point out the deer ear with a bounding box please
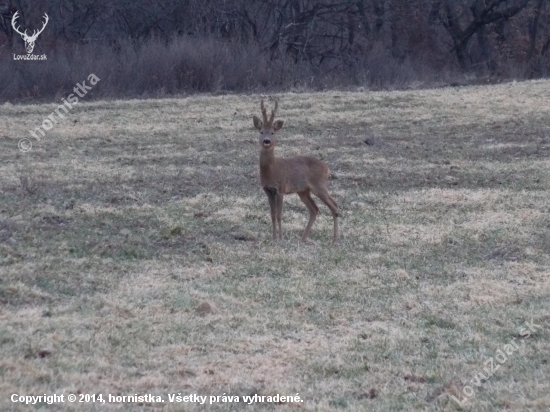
[273,120,284,131]
[253,116,263,130]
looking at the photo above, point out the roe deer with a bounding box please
[253,98,339,243]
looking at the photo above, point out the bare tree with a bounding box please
[0,0,16,49]
[439,0,531,70]
[526,0,546,76]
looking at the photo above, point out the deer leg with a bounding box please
[276,193,284,240]
[298,190,319,241]
[263,187,278,240]
[312,189,339,242]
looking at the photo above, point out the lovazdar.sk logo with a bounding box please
[12,10,48,60]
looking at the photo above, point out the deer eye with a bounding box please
[271,132,274,135]
[260,131,264,134]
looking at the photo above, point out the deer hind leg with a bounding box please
[312,188,339,242]
[263,187,278,240]
[276,193,284,240]
[297,189,319,241]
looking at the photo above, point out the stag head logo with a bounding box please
[11,11,49,54]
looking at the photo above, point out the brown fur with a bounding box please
[253,98,339,242]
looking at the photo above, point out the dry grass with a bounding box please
[1,80,550,411]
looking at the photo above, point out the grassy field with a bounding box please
[1,80,550,411]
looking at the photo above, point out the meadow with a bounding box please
[1,80,549,411]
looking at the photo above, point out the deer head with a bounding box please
[11,11,49,54]
[253,98,284,150]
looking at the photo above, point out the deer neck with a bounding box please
[259,148,276,180]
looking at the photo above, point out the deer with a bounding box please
[253,98,339,243]
[11,11,49,54]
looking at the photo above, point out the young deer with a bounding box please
[253,98,339,243]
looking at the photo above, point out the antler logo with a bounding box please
[11,11,49,54]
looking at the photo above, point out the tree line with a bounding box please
[1,0,549,101]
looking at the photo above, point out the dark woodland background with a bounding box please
[1,0,549,102]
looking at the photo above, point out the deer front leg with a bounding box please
[263,187,278,240]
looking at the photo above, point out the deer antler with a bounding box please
[11,11,48,40]
[11,11,27,37]
[268,98,278,126]
[260,98,268,124]
[28,13,48,40]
